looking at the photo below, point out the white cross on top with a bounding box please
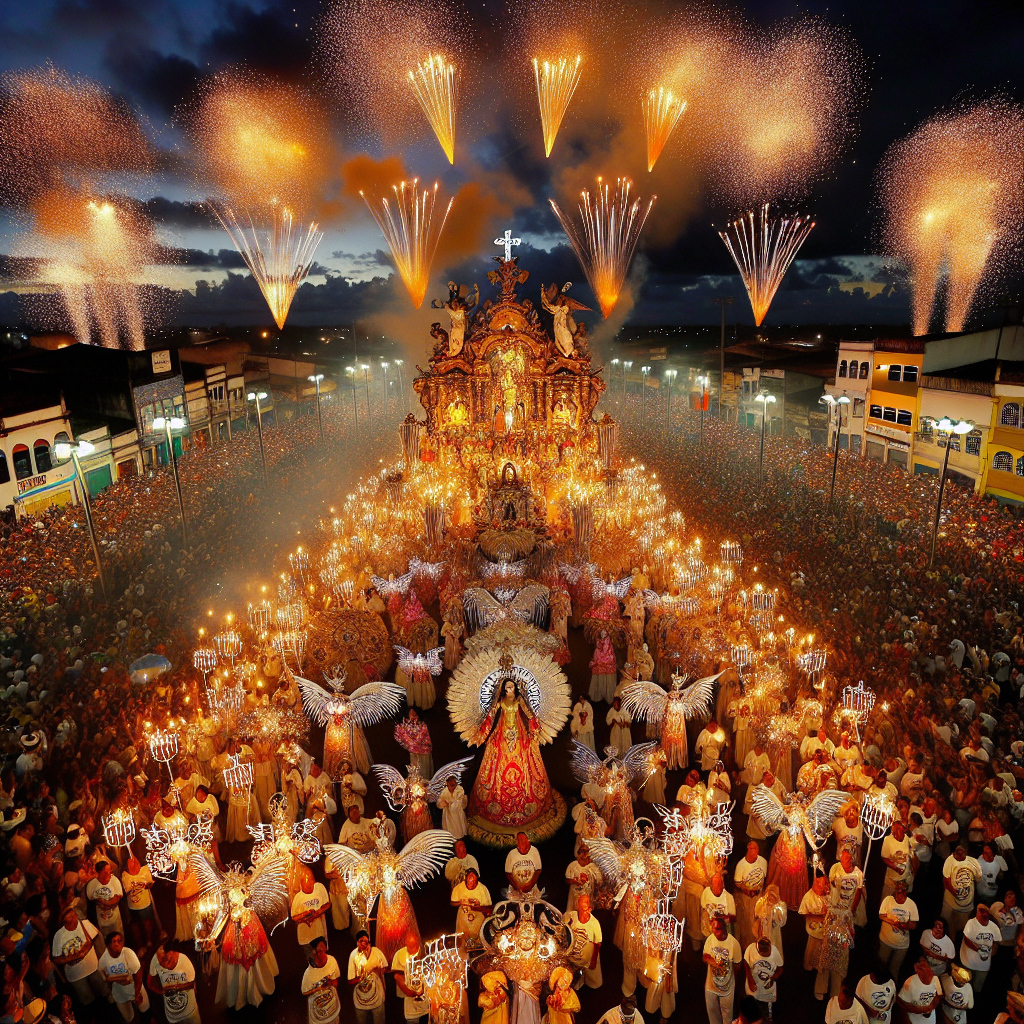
[494,229,521,261]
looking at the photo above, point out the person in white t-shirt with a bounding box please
[504,832,542,894]
[881,821,914,900]
[85,859,124,938]
[147,945,200,1024]
[565,843,603,914]
[977,843,1008,901]
[941,848,981,937]
[451,868,492,944]
[301,936,341,1024]
[51,906,108,1005]
[563,893,603,990]
[702,917,742,1024]
[121,854,158,946]
[991,891,1024,950]
[742,937,782,1014]
[826,982,869,1024]
[291,867,330,953]
[391,933,430,1023]
[798,875,829,972]
[897,959,943,1024]
[98,931,149,1021]
[939,964,973,1024]
[347,930,387,1024]
[855,969,895,1024]
[959,903,999,992]
[700,873,736,938]
[877,880,919,979]
[918,919,955,976]
[734,841,768,952]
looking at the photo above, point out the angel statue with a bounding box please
[620,671,723,771]
[295,669,404,778]
[394,644,445,710]
[448,643,571,845]
[569,740,659,841]
[541,283,590,359]
[325,829,455,963]
[750,785,847,911]
[372,757,474,846]
[462,582,550,634]
[431,281,479,358]
[188,852,288,1010]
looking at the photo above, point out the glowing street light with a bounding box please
[754,390,778,489]
[361,364,372,434]
[695,374,710,445]
[345,366,359,434]
[930,417,973,567]
[152,416,188,541]
[819,393,851,514]
[247,391,270,485]
[307,373,325,444]
[664,368,678,429]
[53,438,106,597]
[640,365,651,426]
[394,358,406,413]
[380,361,390,420]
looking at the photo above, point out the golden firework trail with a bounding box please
[360,178,453,308]
[533,55,582,157]
[408,54,459,164]
[718,204,815,327]
[550,177,655,318]
[213,204,323,329]
[643,87,687,172]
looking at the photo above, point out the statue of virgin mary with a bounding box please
[448,637,570,847]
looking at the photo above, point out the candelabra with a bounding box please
[102,808,137,848]
[213,630,242,666]
[148,729,180,806]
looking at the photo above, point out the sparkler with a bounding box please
[719,204,815,326]
[212,204,322,330]
[408,54,459,164]
[361,179,453,308]
[643,87,687,172]
[533,55,582,157]
[550,177,656,318]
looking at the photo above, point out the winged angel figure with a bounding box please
[448,642,571,840]
[369,570,414,598]
[394,644,445,710]
[325,828,455,963]
[188,852,288,1007]
[750,785,848,910]
[620,671,723,771]
[569,740,659,839]
[295,669,404,777]
[372,757,474,846]
[462,582,550,633]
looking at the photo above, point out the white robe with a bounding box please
[437,785,468,839]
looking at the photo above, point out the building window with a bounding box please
[896,409,913,426]
[1018,456,1024,477]
[869,404,883,419]
[993,451,1013,472]
[1001,402,1021,427]
[859,362,869,379]
[12,444,33,480]
[883,407,897,422]
[965,431,981,456]
[33,439,52,473]
[902,365,919,383]
[919,417,933,436]
[838,360,847,378]
[53,431,70,464]
[853,398,864,417]
[887,365,902,381]
[0,450,8,485]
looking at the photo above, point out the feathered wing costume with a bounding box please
[295,670,404,777]
[393,645,445,710]
[448,641,570,847]
[569,740,659,840]
[620,672,722,770]
[750,787,847,910]
[189,853,289,1010]
[325,829,455,963]
[371,757,474,846]
[462,584,550,633]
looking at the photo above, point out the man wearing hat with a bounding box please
[938,965,972,1024]
[16,732,45,782]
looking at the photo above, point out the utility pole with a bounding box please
[714,296,733,420]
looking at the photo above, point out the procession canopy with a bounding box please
[413,240,606,452]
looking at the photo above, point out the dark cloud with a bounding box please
[151,246,247,268]
[198,1,317,77]
[143,197,217,229]
[0,254,39,278]
[104,43,201,116]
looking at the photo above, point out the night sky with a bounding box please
[0,0,1021,335]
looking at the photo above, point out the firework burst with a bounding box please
[550,176,654,318]
[876,98,1024,334]
[361,179,453,308]
[533,55,583,157]
[408,53,459,163]
[718,204,816,326]
[642,86,687,172]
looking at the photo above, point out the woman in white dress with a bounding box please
[436,777,468,839]
[606,698,632,755]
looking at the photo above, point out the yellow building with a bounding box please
[863,340,924,469]
[983,378,1024,505]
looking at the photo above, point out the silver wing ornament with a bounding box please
[371,764,408,812]
[426,757,475,801]
[295,671,404,729]
[394,645,445,676]
[592,575,633,602]
[620,672,721,726]
[750,786,846,849]
[370,571,415,598]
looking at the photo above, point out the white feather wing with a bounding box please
[804,790,847,846]
[427,756,475,801]
[677,672,723,721]
[347,681,406,727]
[622,741,660,785]
[749,785,788,836]
[620,680,669,725]
[569,739,605,785]
[371,764,408,812]
[395,829,456,888]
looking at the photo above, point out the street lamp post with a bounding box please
[696,374,710,445]
[247,391,270,485]
[152,416,188,541]
[346,366,359,435]
[54,439,106,597]
[664,369,678,430]
[380,362,389,421]
[820,393,851,514]
[623,360,633,408]
[929,416,973,567]
[640,366,651,426]
[755,390,778,489]
[307,373,325,444]
[362,364,372,434]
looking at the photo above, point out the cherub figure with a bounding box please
[541,283,590,359]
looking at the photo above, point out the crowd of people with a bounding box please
[1,382,1023,1024]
